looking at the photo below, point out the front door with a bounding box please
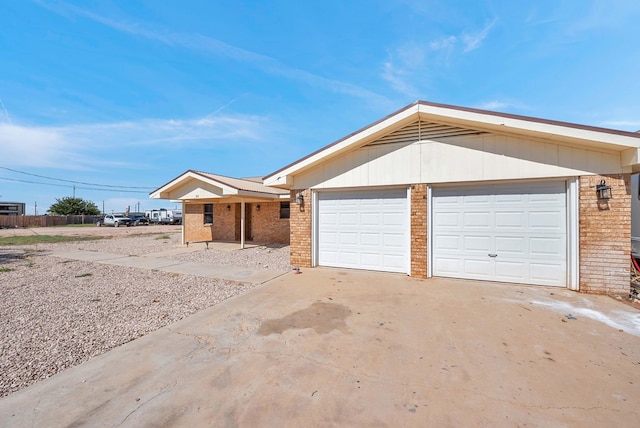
[235,203,253,241]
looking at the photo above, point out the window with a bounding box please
[279,201,290,219]
[204,203,213,224]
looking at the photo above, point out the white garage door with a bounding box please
[432,182,567,287]
[318,189,408,273]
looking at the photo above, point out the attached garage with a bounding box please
[265,101,640,294]
[431,181,568,287]
[317,189,409,273]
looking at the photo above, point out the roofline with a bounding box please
[414,100,640,138]
[151,169,287,199]
[263,100,640,181]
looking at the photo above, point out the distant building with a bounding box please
[0,202,26,216]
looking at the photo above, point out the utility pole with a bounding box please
[34,201,37,216]
[73,185,76,198]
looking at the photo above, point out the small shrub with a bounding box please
[155,235,170,240]
[0,267,14,273]
[75,273,93,278]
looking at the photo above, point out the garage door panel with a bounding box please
[434,212,461,227]
[360,252,381,266]
[360,212,380,224]
[319,250,338,263]
[529,211,563,229]
[495,211,525,228]
[464,212,491,228]
[495,236,525,254]
[435,235,460,251]
[464,235,491,252]
[494,193,526,204]
[340,213,358,226]
[383,233,405,248]
[340,232,358,245]
[464,259,492,277]
[319,231,337,244]
[360,232,380,246]
[433,257,461,275]
[383,212,405,226]
[529,263,565,283]
[318,189,408,273]
[319,212,338,225]
[495,261,525,279]
[529,237,564,256]
[464,194,492,205]
[433,182,567,287]
[529,191,565,204]
[384,254,408,270]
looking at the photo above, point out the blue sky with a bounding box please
[1,0,639,214]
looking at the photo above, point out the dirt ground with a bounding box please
[0,224,182,238]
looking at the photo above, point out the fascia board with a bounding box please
[236,190,286,199]
[151,171,237,200]
[417,104,640,150]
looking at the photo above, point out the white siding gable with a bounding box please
[293,121,623,189]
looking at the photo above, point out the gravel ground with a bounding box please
[0,230,290,398]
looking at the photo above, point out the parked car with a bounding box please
[129,215,150,226]
[97,214,133,227]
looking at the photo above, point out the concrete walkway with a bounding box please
[49,245,287,284]
[1,269,639,427]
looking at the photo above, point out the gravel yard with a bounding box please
[0,228,290,398]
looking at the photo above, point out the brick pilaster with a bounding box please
[579,174,631,295]
[290,189,312,268]
[411,184,428,278]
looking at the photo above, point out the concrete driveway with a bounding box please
[1,269,639,427]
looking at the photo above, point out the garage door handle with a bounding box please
[488,253,498,257]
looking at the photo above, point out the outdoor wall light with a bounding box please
[596,179,612,200]
[226,204,231,211]
[256,204,261,211]
[296,192,304,205]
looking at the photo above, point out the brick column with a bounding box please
[290,189,312,268]
[411,184,428,278]
[579,174,631,295]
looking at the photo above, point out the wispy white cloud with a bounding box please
[462,18,498,52]
[429,35,457,52]
[0,113,266,169]
[565,0,640,34]
[37,0,390,107]
[382,61,414,96]
[475,101,510,111]
[0,98,11,124]
[474,99,530,113]
[382,18,497,96]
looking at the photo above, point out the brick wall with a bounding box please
[290,189,312,267]
[184,201,289,244]
[579,174,631,295]
[411,184,428,278]
[215,203,236,241]
[183,203,213,242]
[252,201,290,244]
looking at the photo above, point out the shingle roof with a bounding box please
[192,171,288,195]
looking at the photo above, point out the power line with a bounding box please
[0,177,151,194]
[0,166,156,190]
